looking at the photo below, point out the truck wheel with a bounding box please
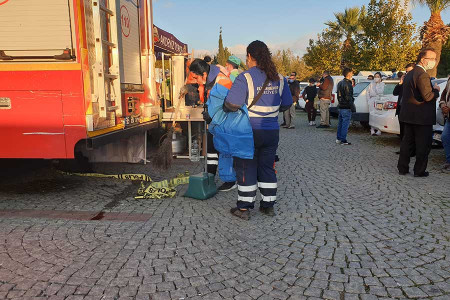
[54,142,93,173]
[360,121,370,129]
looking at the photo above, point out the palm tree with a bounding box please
[326,7,363,52]
[326,7,364,69]
[411,0,450,76]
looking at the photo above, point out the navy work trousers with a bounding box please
[233,129,279,209]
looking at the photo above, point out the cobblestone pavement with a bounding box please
[0,112,449,300]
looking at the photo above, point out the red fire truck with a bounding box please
[0,0,159,159]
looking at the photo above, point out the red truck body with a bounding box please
[0,0,158,159]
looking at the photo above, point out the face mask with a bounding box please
[288,79,294,83]
[374,77,381,83]
[425,60,436,70]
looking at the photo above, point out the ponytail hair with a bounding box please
[246,40,279,82]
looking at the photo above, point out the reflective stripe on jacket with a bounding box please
[245,73,284,118]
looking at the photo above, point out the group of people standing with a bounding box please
[188,40,293,220]
[334,48,448,176]
[186,45,449,221]
[282,71,336,130]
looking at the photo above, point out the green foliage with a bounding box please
[325,7,363,69]
[304,0,420,74]
[216,28,227,66]
[410,0,450,13]
[303,29,343,75]
[437,30,450,77]
[325,7,363,47]
[357,0,420,70]
[273,49,314,81]
[215,28,233,66]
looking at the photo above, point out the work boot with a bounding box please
[259,206,275,216]
[230,208,250,220]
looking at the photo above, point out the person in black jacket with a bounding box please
[397,48,441,177]
[336,68,355,145]
[393,63,415,142]
[302,78,318,126]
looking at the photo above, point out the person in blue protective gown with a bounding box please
[188,59,237,191]
[223,40,293,220]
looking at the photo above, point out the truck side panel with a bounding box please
[0,68,86,159]
[0,90,65,158]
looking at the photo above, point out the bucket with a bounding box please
[171,132,186,154]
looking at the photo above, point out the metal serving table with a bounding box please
[162,107,205,159]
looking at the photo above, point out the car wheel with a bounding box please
[360,121,370,129]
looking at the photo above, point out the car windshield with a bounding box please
[353,82,370,97]
[384,83,397,95]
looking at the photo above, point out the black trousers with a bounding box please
[305,101,316,122]
[399,120,405,140]
[207,131,218,175]
[397,123,432,175]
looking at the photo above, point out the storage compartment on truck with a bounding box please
[0,0,73,59]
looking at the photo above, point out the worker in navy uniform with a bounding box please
[224,40,293,220]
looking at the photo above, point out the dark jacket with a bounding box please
[439,79,449,115]
[336,78,354,110]
[318,75,334,100]
[288,80,301,102]
[399,66,440,126]
[393,83,403,116]
[302,85,317,102]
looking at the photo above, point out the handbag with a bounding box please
[209,78,270,159]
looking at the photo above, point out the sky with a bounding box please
[153,0,450,59]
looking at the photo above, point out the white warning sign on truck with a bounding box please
[117,0,142,85]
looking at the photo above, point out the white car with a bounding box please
[432,79,449,145]
[369,80,401,134]
[297,86,320,112]
[329,76,370,118]
[345,80,398,128]
[369,79,448,136]
[295,82,309,110]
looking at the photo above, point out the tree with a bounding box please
[437,28,450,77]
[213,28,233,66]
[272,49,314,80]
[224,47,232,64]
[216,27,227,66]
[325,7,364,68]
[303,29,343,75]
[357,0,420,71]
[410,0,450,76]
